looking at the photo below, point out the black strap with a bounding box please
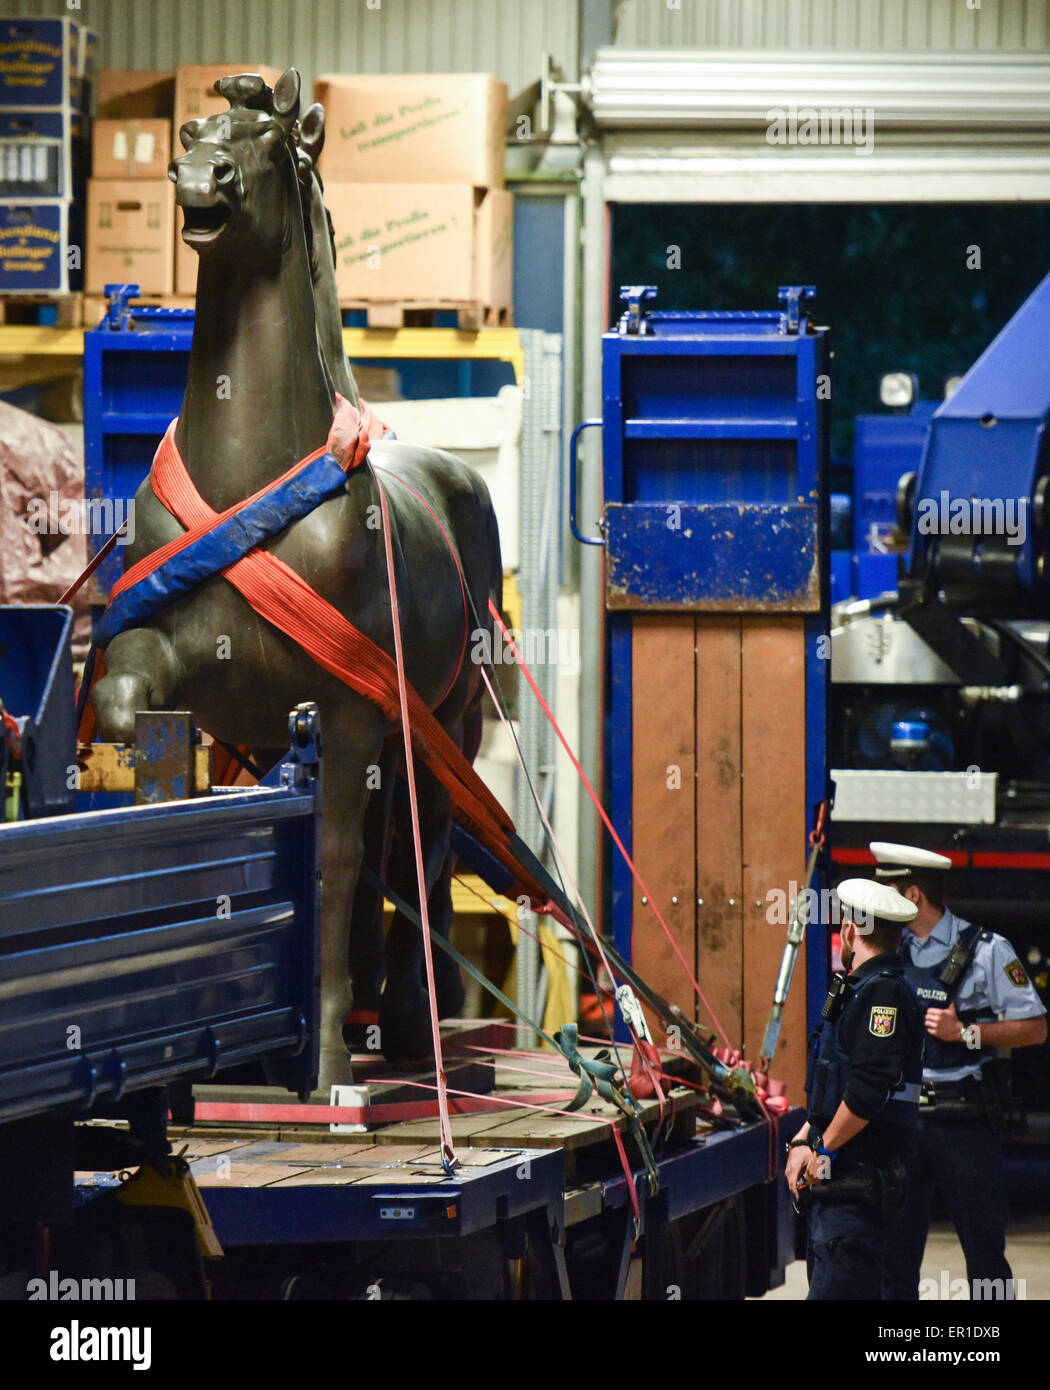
[934,921,987,1002]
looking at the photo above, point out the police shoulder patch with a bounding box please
[869,1005,897,1037]
[1004,958,1029,988]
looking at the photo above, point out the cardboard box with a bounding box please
[0,109,86,199]
[97,69,174,120]
[93,119,171,180]
[0,200,82,292]
[325,183,512,311]
[0,16,88,109]
[78,25,98,113]
[314,74,506,189]
[86,178,174,295]
[175,63,282,133]
[476,187,513,312]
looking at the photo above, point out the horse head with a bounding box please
[170,67,303,259]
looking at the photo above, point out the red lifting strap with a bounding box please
[82,405,560,904]
[144,420,514,843]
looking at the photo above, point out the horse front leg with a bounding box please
[91,628,180,744]
[316,702,386,1090]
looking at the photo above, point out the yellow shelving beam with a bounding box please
[0,325,85,356]
[0,323,526,384]
[342,327,525,385]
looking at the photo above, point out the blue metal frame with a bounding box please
[0,708,323,1122]
[592,287,830,1025]
[82,284,194,597]
[0,604,76,819]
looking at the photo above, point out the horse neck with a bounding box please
[310,180,359,406]
[176,182,334,509]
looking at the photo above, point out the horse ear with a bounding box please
[179,119,202,150]
[300,103,325,162]
[273,68,301,128]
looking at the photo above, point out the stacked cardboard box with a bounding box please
[85,64,284,299]
[86,69,175,295]
[0,15,96,294]
[314,73,511,323]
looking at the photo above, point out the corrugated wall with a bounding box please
[614,0,1050,50]
[4,0,1048,95]
[0,0,579,97]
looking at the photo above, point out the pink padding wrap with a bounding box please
[328,393,389,472]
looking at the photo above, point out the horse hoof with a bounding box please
[377,1009,435,1064]
[317,1046,355,1091]
[435,973,465,1020]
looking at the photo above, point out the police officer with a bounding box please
[872,842,1048,1301]
[785,878,924,1301]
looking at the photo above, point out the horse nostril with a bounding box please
[213,161,235,185]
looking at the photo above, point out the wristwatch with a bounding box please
[959,1023,981,1051]
[785,1137,813,1154]
[807,1127,839,1161]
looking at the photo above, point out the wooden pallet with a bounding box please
[0,293,84,327]
[340,300,512,330]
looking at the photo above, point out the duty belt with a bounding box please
[798,1159,906,1210]
[919,1076,985,1119]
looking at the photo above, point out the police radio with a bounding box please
[821,972,851,1023]
[937,933,977,988]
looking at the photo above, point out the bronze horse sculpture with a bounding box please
[90,70,502,1085]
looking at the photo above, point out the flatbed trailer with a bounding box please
[1,619,801,1300]
[73,1100,800,1300]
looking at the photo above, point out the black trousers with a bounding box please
[806,1193,893,1301]
[883,1116,1012,1300]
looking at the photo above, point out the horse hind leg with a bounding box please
[314,701,387,1090]
[379,760,461,1062]
[344,740,398,1053]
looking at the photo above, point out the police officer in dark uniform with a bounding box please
[785,877,924,1301]
[872,842,1048,1301]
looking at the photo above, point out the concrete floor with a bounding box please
[758,1214,1050,1300]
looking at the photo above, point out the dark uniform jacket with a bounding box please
[806,951,924,1170]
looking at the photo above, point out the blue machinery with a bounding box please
[574,285,830,1076]
[828,269,1050,1114]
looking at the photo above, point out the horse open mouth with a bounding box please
[181,203,230,243]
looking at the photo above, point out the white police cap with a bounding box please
[836,877,918,924]
[869,841,952,879]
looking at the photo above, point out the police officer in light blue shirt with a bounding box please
[872,842,1047,1300]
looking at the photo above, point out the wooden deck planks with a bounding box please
[741,617,809,1098]
[694,617,745,1044]
[630,616,698,1024]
